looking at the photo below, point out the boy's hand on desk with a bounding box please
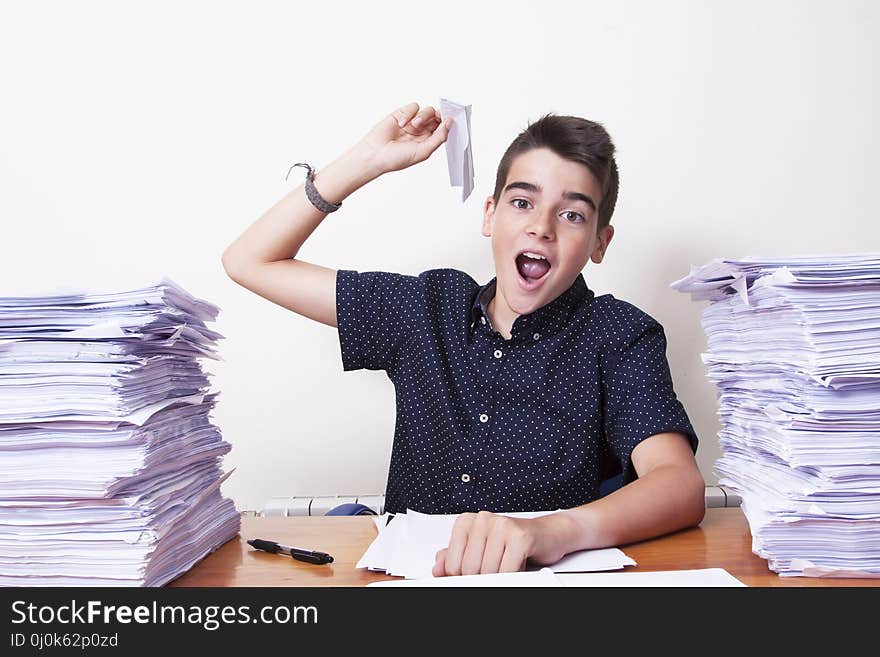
[354,101,452,176]
[432,511,569,577]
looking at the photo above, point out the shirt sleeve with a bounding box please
[336,269,424,373]
[602,319,698,485]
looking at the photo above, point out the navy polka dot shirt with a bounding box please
[336,268,697,515]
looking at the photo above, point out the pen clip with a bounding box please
[247,538,281,554]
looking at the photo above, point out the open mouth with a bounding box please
[514,251,552,290]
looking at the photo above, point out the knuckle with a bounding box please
[474,511,494,529]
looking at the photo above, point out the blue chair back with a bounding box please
[325,502,377,516]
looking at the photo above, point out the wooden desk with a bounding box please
[169,508,878,587]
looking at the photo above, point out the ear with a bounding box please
[590,225,614,264]
[481,196,496,237]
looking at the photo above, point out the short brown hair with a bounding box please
[493,114,619,229]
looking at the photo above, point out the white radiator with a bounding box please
[262,494,385,517]
[261,486,740,516]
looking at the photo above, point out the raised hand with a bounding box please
[355,102,453,176]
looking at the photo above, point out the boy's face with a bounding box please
[481,147,614,317]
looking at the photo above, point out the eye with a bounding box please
[511,198,532,210]
[561,210,585,223]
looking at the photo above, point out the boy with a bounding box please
[222,102,705,577]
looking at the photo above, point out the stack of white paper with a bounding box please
[672,254,880,577]
[358,509,636,579]
[0,278,240,586]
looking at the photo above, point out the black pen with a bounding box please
[247,538,334,565]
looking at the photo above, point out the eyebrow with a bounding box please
[503,181,597,212]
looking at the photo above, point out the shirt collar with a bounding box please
[469,273,594,340]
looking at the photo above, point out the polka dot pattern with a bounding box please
[336,268,697,514]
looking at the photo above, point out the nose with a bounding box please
[525,207,555,241]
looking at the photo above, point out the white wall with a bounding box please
[3,1,878,512]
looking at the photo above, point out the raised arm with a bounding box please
[221,102,452,327]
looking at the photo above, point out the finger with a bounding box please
[432,548,448,577]
[499,540,528,573]
[443,513,475,576]
[410,105,437,129]
[460,511,493,575]
[392,102,420,127]
[406,112,439,139]
[414,118,453,161]
[479,532,506,574]
[460,531,487,576]
[410,114,440,133]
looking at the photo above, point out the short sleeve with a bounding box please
[336,269,424,372]
[602,320,698,484]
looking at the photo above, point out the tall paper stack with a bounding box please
[672,254,880,577]
[0,278,240,586]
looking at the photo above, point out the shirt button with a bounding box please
[533,332,541,341]
[479,413,489,423]
[493,349,503,359]
[461,473,471,483]
[480,317,487,325]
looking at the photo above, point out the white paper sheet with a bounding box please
[357,509,636,579]
[439,98,474,202]
[368,567,562,587]
[368,567,746,587]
